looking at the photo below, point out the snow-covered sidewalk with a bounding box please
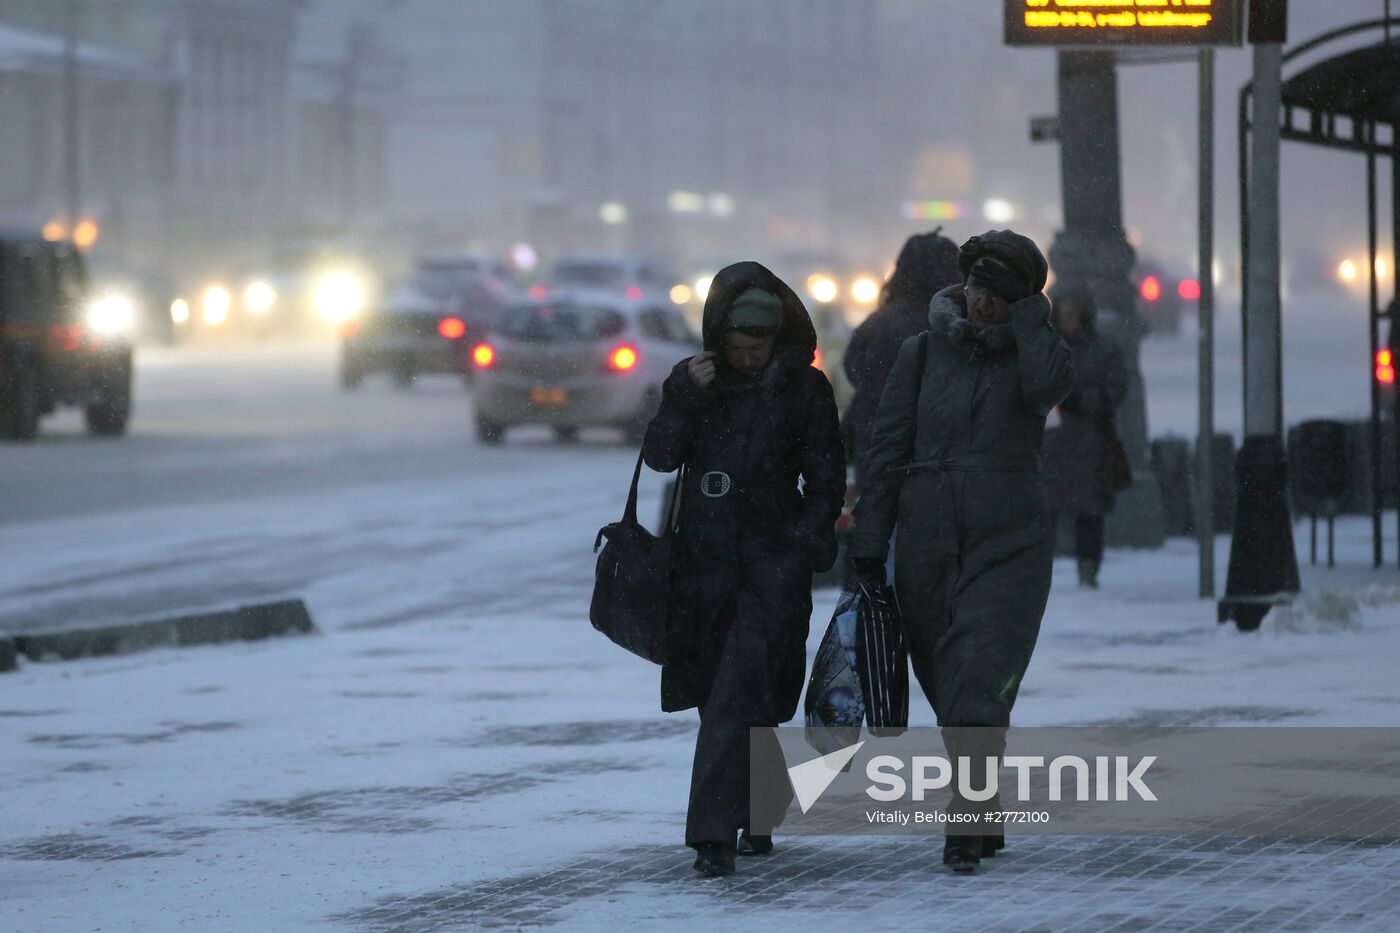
[3,506,1399,930]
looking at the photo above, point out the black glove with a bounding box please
[967,257,1031,305]
[852,558,887,593]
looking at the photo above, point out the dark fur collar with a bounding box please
[927,285,1016,355]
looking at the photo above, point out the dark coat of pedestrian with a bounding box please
[1041,284,1128,586]
[843,230,961,483]
[849,230,1072,871]
[641,260,845,875]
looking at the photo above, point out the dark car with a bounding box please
[1133,259,1201,335]
[0,234,134,440]
[340,279,476,389]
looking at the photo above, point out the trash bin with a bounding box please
[1289,419,1349,566]
[1151,437,1194,537]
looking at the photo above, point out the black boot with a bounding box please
[693,842,736,877]
[980,833,1005,858]
[737,830,773,856]
[942,835,980,873]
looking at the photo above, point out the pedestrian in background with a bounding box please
[842,229,962,486]
[850,230,1072,873]
[1041,284,1128,589]
[642,261,845,877]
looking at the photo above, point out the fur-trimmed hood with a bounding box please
[927,284,1018,355]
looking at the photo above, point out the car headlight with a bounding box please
[244,280,277,314]
[87,293,136,335]
[313,270,367,323]
[203,285,231,325]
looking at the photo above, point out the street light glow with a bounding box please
[670,284,693,305]
[982,198,1016,224]
[599,201,628,225]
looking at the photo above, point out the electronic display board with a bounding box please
[1005,0,1244,46]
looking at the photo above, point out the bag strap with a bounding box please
[620,448,683,531]
[622,450,646,525]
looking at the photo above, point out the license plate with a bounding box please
[530,387,569,406]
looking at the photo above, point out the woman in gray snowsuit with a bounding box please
[850,230,1072,872]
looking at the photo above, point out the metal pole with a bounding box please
[1244,42,1282,440]
[1368,145,1382,567]
[1392,142,1399,567]
[1220,40,1299,630]
[62,0,81,235]
[1197,47,1216,598]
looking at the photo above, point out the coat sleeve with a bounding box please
[642,358,708,472]
[796,370,846,572]
[843,317,873,391]
[1009,294,1074,418]
[849,333,923,562]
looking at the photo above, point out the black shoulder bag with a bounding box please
[589,450,683,665]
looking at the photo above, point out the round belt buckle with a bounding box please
[700,471,732,498]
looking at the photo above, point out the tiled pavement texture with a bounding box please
[333,834,1400,931]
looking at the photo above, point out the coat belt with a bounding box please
[895,452,1040,558]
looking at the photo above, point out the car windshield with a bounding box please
[552,262,624,288]
[497,303,625,342]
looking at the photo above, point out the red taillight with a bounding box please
[609,344,639,372]
[1379,349,1396,385]
[1140,275,1162,302]
[49,323,81,351]
[340,320,360,338]
[1177,278,1201,300]
[528,284,549,300]
[812,348,823,369]
[473,343,495,368]
[625,285,644,301]
[438,317,466,340]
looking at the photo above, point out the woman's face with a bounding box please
[722,330,776,378]
[965,284,1010,331]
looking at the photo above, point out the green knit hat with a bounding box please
[726,287,784,332]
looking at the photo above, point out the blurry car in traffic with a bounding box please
[544,254,675,302]
[0,233,134,439]
[411,251,519,348]
[470,290,700,444]
[173,241,374,339]
[86,255,177,345]
[340,279,475,389]
[1133,259,1201,335]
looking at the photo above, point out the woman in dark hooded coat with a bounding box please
[642,261,845,877]
[850,231,1072,873]
[1041,284,1128,588]
[843,229,962,484]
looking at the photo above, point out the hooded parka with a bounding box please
[843,231,961,482]
[851,269,1072,730]
[641,260,845,848]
